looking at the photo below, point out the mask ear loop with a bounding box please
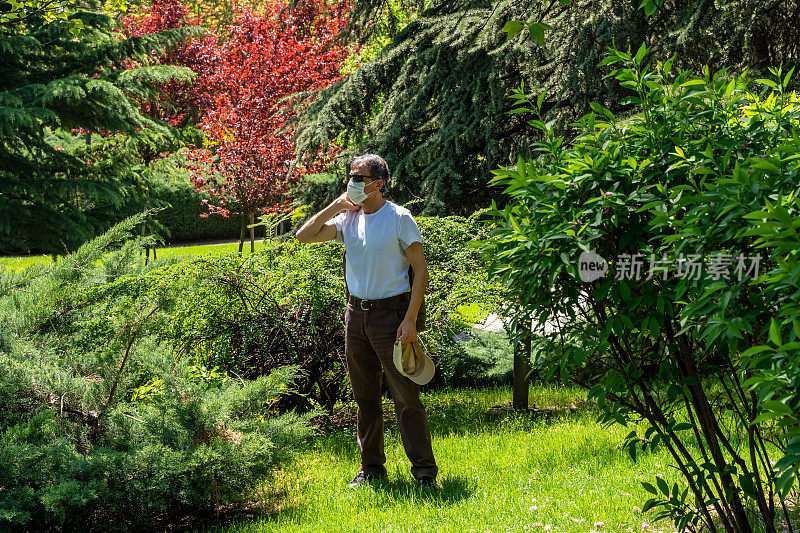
[366,178,383,195]
[358,179,378,198]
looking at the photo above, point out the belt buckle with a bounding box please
[360,299,370,311]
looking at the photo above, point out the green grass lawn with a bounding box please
[0,240,243,270]
[0,254,58,270]
[155,241,243,259]
[204,386,679,533]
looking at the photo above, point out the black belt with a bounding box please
[349,292,410,311]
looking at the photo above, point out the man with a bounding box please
[295,154,438,488]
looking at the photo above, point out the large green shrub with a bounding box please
[415,212,510,387]
[485,46,799,532]
[0,214,315,532]
[108,240,352,414]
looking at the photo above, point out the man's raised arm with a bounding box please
[296,193,360,243]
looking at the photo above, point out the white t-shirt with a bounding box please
[330,200,423,300]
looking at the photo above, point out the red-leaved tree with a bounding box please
[192,0,349,252]
[125,0,350,252]
[122,0,221,129]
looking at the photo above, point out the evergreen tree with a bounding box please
[292,0,799,216]
[0,1,199,253]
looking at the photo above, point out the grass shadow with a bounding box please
[186,481,310,532]
[424,397,597,437]
[365,474,474,505]
[315,390,596,438]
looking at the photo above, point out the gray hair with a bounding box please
[352,154,390,191]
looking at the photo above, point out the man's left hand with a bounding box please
[396,317,417,344]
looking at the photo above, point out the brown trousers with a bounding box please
[344,295,438,480]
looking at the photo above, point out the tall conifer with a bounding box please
[293,0,798,215]
[0,2,198,253]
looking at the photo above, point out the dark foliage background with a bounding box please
[291,0,799,217]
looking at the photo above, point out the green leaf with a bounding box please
[755,78,778,89]
[619,96,641,106]
[634,42,647,65]
[502,20,524,39]
[537,91,547,110]
[724,79,736,98]
[649,319,660,340]
[783,66,795,88]
[528,23,546,46]
[589,102,615,121]
[598,55,620,67]
[641,498,658,512]
[642,0,657,16]
[619,283,631,302]
[751,159,780,173]
[656,476,669,495]
[776,470,796,497]
[642,482,657,495]
[753,412,782,424]
[760,400,793,416]
[770,318,782,346]
[739,474,756,498]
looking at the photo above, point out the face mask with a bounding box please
[347,178,372,204]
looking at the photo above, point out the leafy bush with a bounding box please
[485,45,800,532]
[113,241,352,414]
[447,330,514,388]
[412,212,509,387]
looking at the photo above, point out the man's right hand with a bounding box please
[334,193,361,212]
[297,193,359,243]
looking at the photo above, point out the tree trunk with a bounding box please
[675,334,753,533]
[513,317,532,410]
[238,212,247,254]
[142,220,149,266]
[249,212,255,253]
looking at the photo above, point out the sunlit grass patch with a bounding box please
[0,254,55,270]
[0,240,244,271]
[453,301,492,326]
[204,386,679,533]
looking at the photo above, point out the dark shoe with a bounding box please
[417,476,436,488]
[348,472,384,488]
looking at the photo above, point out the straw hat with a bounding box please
[392,337,435,385]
